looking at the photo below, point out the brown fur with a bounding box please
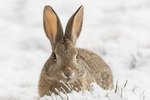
[38,5,113,97]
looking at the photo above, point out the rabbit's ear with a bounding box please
[65,6,83,44]
[43,5,63,46]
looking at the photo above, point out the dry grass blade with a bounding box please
[60,87,69,100]
[115,79,118,93]
[60,80,72,92]
[131,84,138,93]
[121,87,123,98]
[66,82,72,91]
[34,96,40,100]
[124,80,128,88]
[49,90,55,100]
[54,88,63,100]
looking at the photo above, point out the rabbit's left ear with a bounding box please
[65,6,83,44]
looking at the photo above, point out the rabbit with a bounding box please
[38,5,113,97]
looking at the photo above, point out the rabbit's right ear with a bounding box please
[43,5,63,48]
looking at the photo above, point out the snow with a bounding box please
[0,0,150,100]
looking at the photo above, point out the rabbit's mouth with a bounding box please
[63,77,75,83]
[66,77,71,82]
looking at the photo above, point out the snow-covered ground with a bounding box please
[0,0,150,100]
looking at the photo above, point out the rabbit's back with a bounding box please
[77,48,113,89]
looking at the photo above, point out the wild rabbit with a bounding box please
[38,5,113,97]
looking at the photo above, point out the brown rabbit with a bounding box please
[38,5,113,97]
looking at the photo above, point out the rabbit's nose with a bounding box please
[63,67,73,77]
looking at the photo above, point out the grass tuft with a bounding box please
[39,80,146,100]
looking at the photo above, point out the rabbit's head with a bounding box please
[43,5,86,83]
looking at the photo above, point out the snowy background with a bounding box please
[0,0,150,100]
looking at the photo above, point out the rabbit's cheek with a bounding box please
[74,65,84,77]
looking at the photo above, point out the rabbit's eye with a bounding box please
[53,52,57,61]
[76,54,79,60]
